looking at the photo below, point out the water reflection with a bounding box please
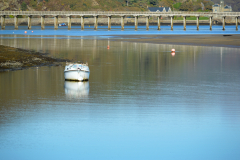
[1,35,240,160]
[64,81,89,99]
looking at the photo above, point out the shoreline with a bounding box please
[0,45,69,72]
[1,34,240,48]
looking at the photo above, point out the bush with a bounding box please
[173,2,181,9]
[21,2,27,11]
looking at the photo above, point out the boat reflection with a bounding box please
[64,81,89,99]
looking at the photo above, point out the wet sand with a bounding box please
[110,34,240,48]
[0,45,69,72]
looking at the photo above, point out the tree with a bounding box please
[149,0,157,5]
[179,1,193,11]
[21,2,27,11]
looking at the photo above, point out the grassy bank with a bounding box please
[174,16,209,20]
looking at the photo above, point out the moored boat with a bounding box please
[59,23,66,26]
[64,62,90,81]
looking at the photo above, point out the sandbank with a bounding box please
[110,34,240,48]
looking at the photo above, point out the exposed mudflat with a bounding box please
[0,45,69,72]
[110,34,240,48]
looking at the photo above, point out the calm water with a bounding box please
[0,31,240,160]
[1,25,240,36]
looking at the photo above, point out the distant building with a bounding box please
[148,7,171,12]
[212,0,232,12]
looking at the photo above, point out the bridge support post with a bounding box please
[135,16,138,31]
[146,16,149,31]
[209,16,212,30]
[121,16,125,31]
[222,16,225,30]
[157,16,161,30]
[41,15,45,30]
[108,16,111,30]
[1,15,5,30]
[14,15,18,29]
[236,16,238,31]
[54,16,58,29]
[196,16,199,30]
[67,16,71,30]
[94,16,98,30]
[81,16,84,30]
[28,15,32,29]
[170,16,173,31]
[183,16,186,30]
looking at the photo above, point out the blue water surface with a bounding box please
[1,25,240,37]
[0,26,240,160]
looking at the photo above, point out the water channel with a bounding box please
[0,28,240,159]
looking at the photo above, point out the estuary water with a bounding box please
[0,27,240,160]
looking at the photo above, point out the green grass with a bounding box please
[174,16,209,20]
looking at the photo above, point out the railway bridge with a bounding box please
[1,11,240,30]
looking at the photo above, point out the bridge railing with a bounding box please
[0,11,240,16]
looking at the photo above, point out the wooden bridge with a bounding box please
[1,11,240,30]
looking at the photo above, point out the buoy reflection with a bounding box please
[64,81,89,99]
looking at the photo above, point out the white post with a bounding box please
[236,17,238,31]
[171,16,173,31]
[54,16,58,29]
[1,15,5,30]
[67,16,71,30]
[146,16,149,30]
[81,16,84,30]
[183,16,186,30]
[210,16,212,30]
[135,16,138,31]
[94,16,98,30]
[121,16,125,30]
[196,16,199,30]
[41,15,45,30]
[157,16,161,30]
[108,16,111,30]
[14,15,18,29]
[222,16,225,31]
[28,15,31,29]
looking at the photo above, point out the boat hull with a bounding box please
[64,70,90,81]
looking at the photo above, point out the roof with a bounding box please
[165,7,171,12]
[148,7,164,12]
[224,5,231,9]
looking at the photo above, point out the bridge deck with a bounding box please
[0,11,240,17]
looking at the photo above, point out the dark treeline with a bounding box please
[1,0,240,12]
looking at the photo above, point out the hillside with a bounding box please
[212,0,240,11]
[0,0,240,12]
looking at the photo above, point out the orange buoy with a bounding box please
[107,45,110,49]
[24,31,27,34]
[32,31,33,33]
[171,48,175,56]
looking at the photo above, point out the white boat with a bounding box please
[64,62,90,81]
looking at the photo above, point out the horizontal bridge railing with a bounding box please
[0,11,240,17]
